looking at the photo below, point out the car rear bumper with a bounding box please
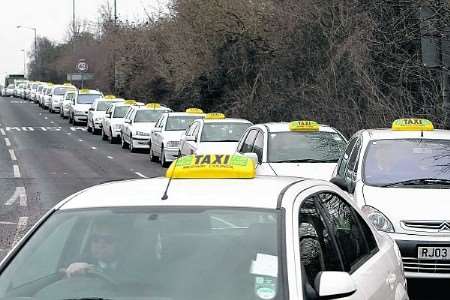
[132,138,150,149]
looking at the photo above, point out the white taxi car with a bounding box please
[121,103,171,152]
[0,154,408,300]
[34,83,45,103]
[48,84,77,113]
[101,100,143,144]
[236,121,347,180]
[60,90,77,118]
[87,96,125,134]
[39,84,53,108]
[149,108,205,167]
[331,118,450,279]
[179,113,252,156]
[69,89,103,125]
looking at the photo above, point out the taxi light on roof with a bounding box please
[289,121,320,132]
[186,108,204,114]
[104,95,116,99]
[205,113,225,119]
[79,89,90,94]
[166,154,255,179]
[124,99,137,105]
[392,118,434,131]
[145,103,161,109]
[63,82,73,86]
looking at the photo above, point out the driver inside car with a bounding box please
[65,219,122,278]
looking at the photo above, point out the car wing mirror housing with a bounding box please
[330,176,355,193]
[186,136,196,142]
[153,127,162,133]
[314,271,357,299]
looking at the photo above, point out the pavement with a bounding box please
[0,96,447,299]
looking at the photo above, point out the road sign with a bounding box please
[76,60,89,72]
[67,73,94,81]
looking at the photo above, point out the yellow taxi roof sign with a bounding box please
[166,154,255,179]
[104,95,116,100]
[392,118,434,131]
[289,121,320,132]
[186,108,204,114]
[124,99,137,105]
[145,103,161,109]
[79,89,90,94]
[63,82,73,86]
[205,113,225,120]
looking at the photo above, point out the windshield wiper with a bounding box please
[381,178,450,187]
[272,159,338,163]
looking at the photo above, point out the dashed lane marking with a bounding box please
[135,172,148,178]
[4,138,11,147]
[9,149,16,161]
[91,147,97,150]
[12,217,29,247]
[5,187,27,206]
[4,126,85,132]
[0,129,5,136]
[107,156,113,159]
[0,221,16,225]
[13,165,21,178]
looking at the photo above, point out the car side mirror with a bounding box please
[89,108,94,111]
[314,271,356,299]
[125,119,131,124]
[330,176,354,193]
[186,136,196,142]
[105,113,111,118]
[243,153,259,168]
[153,127,162,133]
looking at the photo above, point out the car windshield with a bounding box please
[134,110,167,122]
[201,122,251,142]
[364,139,450,186]
[268,131,347,163]
[54,87,73,95]
[0,207,283,300]
[166,116,202,131]
[113,106,130,118]
[77,94,102,104]
[96,101,116,111]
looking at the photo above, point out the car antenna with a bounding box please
[161,159,179,200]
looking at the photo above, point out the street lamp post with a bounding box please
[17,25,37,78]
[20,49,26,77]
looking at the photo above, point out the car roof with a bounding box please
[58,176,305,210]
[135,106,171,111]
[166,112,205,117]
[202,118,252,124]
[362,128,450,140]
[78,89,102,95]
[252,122,339,133]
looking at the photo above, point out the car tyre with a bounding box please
[121,136,128,149]
[161,146,170,168]
[149,143,159,162]
[129,136,136,153]
[102,129,108,141]
[109,130,116,144]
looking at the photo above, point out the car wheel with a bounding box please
[102,129,108,141]
[121,136,128,149]
[87,123,92,133]
[149,143,159,162]
[161,146,170,168]
[69,115,73,124]
[109,130,116,144]
[129,136,136,153]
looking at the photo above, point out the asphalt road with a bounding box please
[0,96,164,258]
[0,96,448,299]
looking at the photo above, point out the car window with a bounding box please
[253,131,264,163]
[345,138,362,182]
[298,195,343,289]
[193,123,201,139]
[186,122,197,136]
[337,136,358,177]
[239,129,258,153]
[317,192,377,272]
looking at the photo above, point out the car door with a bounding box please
[180,122,197,156]
[123,108,134,142]
[186,122,201,155]
[152,115,166,156]
[294,186,398,300]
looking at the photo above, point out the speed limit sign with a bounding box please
[76,60,88,72]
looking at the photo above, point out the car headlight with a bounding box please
[136,131,150,136]
[75,110,85,115]
[361,205,395,233]
[166,141,180,148]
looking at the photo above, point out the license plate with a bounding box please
[418,247,450,260]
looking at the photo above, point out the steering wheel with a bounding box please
[86,268,118,286]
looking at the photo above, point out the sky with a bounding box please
[0,0,167,85]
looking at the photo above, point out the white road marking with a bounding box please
[44,117,48,120]
[79,139,83,142]
[13,165,21,178]
[9,149,17,161]
[5,187,27,206]
[135,172,148,178]
[91,147,97,150]
[70,127,87,131]
[40,127,47,131]
[107,156,114,159]
[50,121,55,124]
[0,221,16,225]
[0,129,5,136]
[21,127,34,131]
[66,133,72,135]
[12,217,29,246]
[4,138,11,147]
[5,127,21,131]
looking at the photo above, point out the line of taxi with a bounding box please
[11,81,450,298]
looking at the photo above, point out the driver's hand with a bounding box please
[65,262,95,277]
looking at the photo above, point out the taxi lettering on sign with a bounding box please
[288,121,320,132]
[166,154,255,179]
[392,118,434,131]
